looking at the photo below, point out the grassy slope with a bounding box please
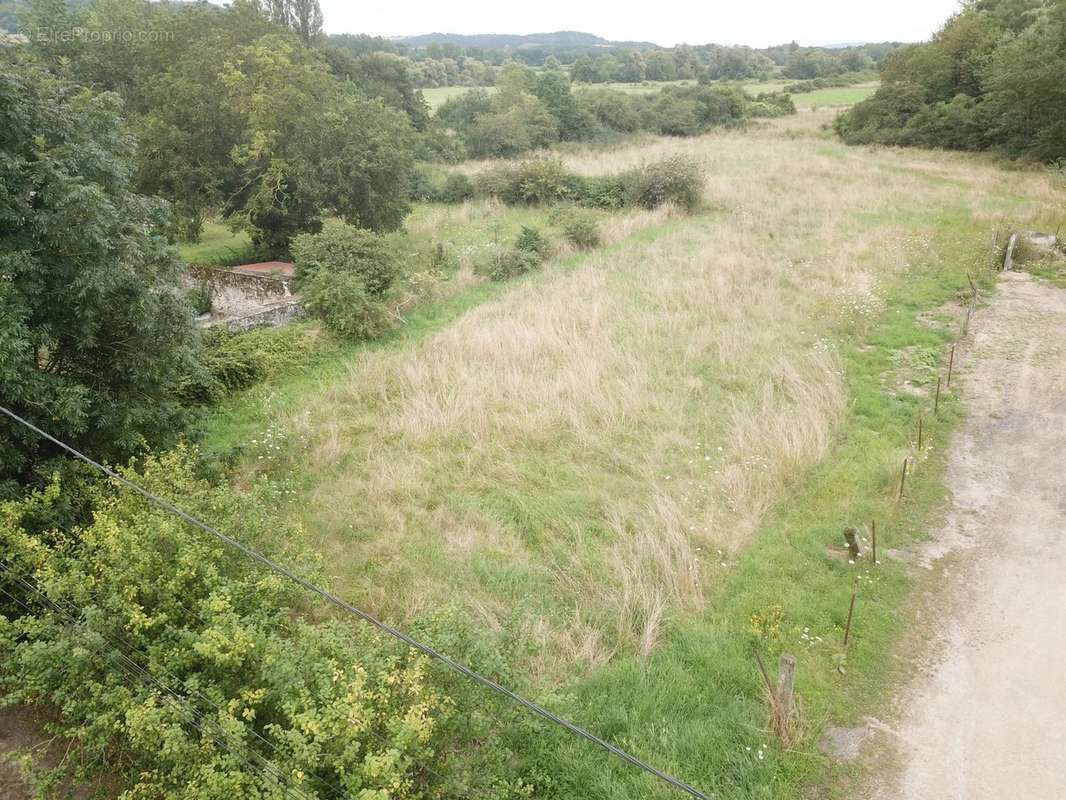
[202,111,1063,797]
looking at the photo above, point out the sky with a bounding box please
[320,0,963,47]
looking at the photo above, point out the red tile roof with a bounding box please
[230,261,295,278]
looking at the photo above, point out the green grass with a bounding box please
[741,80,878,108]
[178,220,252,265]
[534,217,991,800]
[422,84,497,111]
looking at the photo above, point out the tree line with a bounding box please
[836,0,1066,161]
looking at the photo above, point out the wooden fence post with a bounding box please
[843,593,857,648]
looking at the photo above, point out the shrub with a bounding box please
[301,270,392,340]
[750,91,797,118]
[477,158,583,205]
[406,164,439,201]
[187,283,212,316]
[291,223,400,298]
[578,174,629,209]
[562,213,601,250]
[514,226,550,259]
[440,172,475,203]
[477,246,542,281]
[0,450,532,799]
[179,325,321,405]
[625,154,704,211]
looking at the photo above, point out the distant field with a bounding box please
[742,79,879,107]
[421,84,497,110]
[178,220,251,265]
[422,79,876,112]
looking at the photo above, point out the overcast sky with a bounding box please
[320,0,963,47]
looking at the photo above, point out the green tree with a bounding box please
[0,53,198,485]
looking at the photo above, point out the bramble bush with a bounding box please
[291,223,402,340]
[474,158,583,205]
[0,449,534,799]
[179,326,323,405]
[300,270,393,341]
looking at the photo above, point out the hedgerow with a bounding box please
[0,448,534,799]
[474,155,705,212]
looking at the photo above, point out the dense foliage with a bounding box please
[836,0,1066,160]
[0,52,198,487]
[433,68,792,160]
[291,224,401,339]
[20,0,418,252]
[472,154,706,212]
[0,450,533,798]
[346,35,900,88]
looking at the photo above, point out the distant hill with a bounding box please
[399,30,658,51]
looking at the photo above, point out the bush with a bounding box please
[187,283,212,316]
[477,246,542,281]
[180,325,321,405]
[0,450,532,800]
[301,270,392,340]
[440,172,475,203]
[291,223,400,298]
[476,158,582,205]
[750,92,797,118]
[624,154,704,211]
[561,213,601,250]
[514,226,550,259]
[578,174,629,209]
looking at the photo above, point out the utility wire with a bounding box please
[0,405,714,800]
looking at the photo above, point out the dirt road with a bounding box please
[868,271,1066,798]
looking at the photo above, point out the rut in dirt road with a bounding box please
[869,271,1066,799]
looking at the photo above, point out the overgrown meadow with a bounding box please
[196,111,1064,797]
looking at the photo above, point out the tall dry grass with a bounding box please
[259,109,1060,678]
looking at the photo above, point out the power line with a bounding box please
[0,405,714,800]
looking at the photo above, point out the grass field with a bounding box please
[203,110,1063,797]
[178,219,251,265]
[742,80,879,107]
